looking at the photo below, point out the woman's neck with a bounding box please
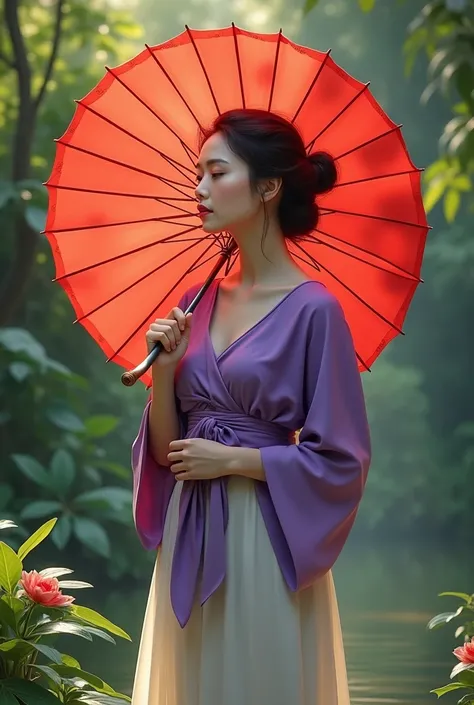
[228,221,304,288]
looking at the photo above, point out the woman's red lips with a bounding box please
[197,205,212,214]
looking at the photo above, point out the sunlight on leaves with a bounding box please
[359,0,376,11]
[444,188,461,223]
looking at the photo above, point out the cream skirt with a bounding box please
[131,476,350,705]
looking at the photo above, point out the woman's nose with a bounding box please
[195,180,208,200]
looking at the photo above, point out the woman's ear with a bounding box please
[258,178,282,202]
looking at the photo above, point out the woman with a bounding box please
[130,108,371,705]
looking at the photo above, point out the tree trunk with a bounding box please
[0,0,64,326]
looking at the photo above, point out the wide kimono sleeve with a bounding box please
[258,293,371,591]
[130,286,195,550]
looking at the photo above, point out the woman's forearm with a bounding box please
[225,447,266,482]
[148,366,180,467]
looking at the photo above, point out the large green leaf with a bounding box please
[430,683,466,696]
[50,449,76,494]
[458,670,474,686]
[34,664,63,686]
[0,638,34,660]
[444,188,461,222]
[359,0,376,10]
[0,598,17,630]
[51,515,72,550]
[61,652,81,668]
[424,176,447,212]
[70,605,131,641]
[73,517,110,558]
[1,678,59,705]
[17,518,57,561]
[0,639,62,665]
[50,666,122,696]
[46,406,85,432]
[74,488,132,512]
[32,642,63,664]
[439,592,473,602]
[0,639,21,651]
[0,328,46,363]
[0,685,19,705]
[451,662,474,679]
[0,542,22,592]
[10,455,51,491]
[20,501,63,520]
[2,596,24,617]
[84,416,119,438]
[33,620,93,640]
[77,625,116,644]
[75,693,131,704]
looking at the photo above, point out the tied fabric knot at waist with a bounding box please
[170,407,294,627]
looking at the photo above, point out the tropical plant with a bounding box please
[0,517,132,703]
[0,326,152,581]
[428,591,474,702]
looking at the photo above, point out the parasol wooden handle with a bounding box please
[121,343,164,386]
[120,246,236,387]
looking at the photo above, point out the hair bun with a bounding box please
[308,151,337,195]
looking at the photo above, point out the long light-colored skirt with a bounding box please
[131,476,350,705]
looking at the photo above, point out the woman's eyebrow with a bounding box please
[195,158,230,168]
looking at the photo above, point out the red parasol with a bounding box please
[44,25,429,386]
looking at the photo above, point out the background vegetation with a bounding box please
[1,0,472,584]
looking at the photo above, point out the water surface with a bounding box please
[73,540,471,703]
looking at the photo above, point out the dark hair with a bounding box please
[199,108,337,244]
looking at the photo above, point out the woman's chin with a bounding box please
[201,218,222,234]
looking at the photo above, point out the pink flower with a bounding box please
[18,570,75,608]
[454,637,474,665]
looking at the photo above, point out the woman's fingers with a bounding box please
[144,307,192,365]
[171,307,187,332]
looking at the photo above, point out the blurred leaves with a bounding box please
[401,0,474,219]
[303,0,377,11]
[423,159,471,222]
[0,328,143,578]
[359,0,376,10]
[360,360,443,531]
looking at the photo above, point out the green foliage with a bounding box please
[0,518,131,702]
[303,0,376,12]
[359,360,446,532]
[428,591,474,703]
[0,0,150,584]
[405,1,474,219]
[423,159,471,222]
[0,327,148,579]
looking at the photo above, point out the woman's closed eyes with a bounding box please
[195,173,225,184]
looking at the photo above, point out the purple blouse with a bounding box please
[132,279,371,627]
